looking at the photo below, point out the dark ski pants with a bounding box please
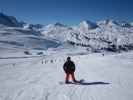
[65,72,76,82]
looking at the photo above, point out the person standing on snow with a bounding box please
[63,57,77,83]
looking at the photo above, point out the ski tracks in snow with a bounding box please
[2,53,133,100]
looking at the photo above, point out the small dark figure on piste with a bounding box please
[63,57,77,83]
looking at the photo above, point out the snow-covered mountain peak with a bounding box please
[80,20,98,29]
[54,22,66,27]
[41,23,72,42]
[78,20,98,33]
[0,13,133,52]
[24,24,44,30]
[116,21,132,27]
[97,19,133,28]
[97,19,117,26]
[44,22,67,29]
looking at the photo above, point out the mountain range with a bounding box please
[0,12,133,53]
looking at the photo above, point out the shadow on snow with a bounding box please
[79,81,110,85]
[66,81,110,86]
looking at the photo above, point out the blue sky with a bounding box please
[0,0,133,25]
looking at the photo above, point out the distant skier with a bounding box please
[63,57,77,83]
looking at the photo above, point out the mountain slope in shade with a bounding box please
[0,13,21,27]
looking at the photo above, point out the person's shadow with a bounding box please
[70,80,110,86]
[79,81,110,85]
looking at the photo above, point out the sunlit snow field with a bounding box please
[0,51,133,100]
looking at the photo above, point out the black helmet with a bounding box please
[67,56,71,60]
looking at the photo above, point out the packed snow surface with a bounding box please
[0,51,133,100]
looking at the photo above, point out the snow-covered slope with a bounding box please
[23,23,44,31]
[41,23,72,42]
[67,20,133,52]
[0,13,60,53]
[36,19,133,52]
[0,26,60,52]
[0,51,133,100]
